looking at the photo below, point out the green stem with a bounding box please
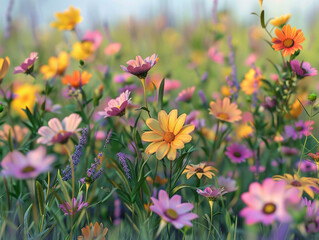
[168,160,173,196]
[65,146,75,200]
[207,201,214,239]
[208,120,220,162]
[141,78,151,118]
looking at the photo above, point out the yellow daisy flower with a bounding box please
[40,51,69,79]
[240,68,263,95]
[51,6,82,31]
[183,163,218,179]
[270,14,291,27]
[0,56,10,83]
[71,41,94,60]
[141,109,195,160]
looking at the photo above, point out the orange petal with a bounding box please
[167,146,177,161]
[168,109,178,132]
[146,119,164,135]
[158,110,169,132]
[173,113,187,135]
[145,141,164,154]
[141,131,164,142]
[156,142,170,160]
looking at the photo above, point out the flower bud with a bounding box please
[308,93,317,102]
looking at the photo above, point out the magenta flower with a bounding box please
[176,86,195,102]
[281,146,299,156]
[207,46,224,64]
[1,146,55,179]
[121,54,158,79]
[82,30,103,50]
[301,197,319,233]
[163,79,181,93]
[284,120,314,140]
[37,113,82,145]
[296,160,317,173]
[13,52,38,74]
[240,178,301,225]
[59,195,88,216]
[98,90,131,118]
[150,190,198,229]
[217,176,238,193]
[197,186,226,201]
[225,143,252,163]
[290,59,317,78]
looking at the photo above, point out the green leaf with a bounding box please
[260,10,266,28]
[158,78,165,110]
[171,184,197,195]
[36,181,45,216]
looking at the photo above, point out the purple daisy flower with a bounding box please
[296,160,317,173]
[225,143,252,163]
[13,52,38,74]
[59,194,88,216]
[197,186,226,201]
[284,120,314,140]
[176,86,195,102]
[217,176,238,193]
[150,190,198,229]
[121,54,158,79]
[290,59,317,78]
[98,90,131,118]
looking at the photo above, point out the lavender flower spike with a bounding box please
[117,152,131,179]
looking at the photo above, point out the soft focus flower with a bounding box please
[308,152,319,166]
[209,97,242,123]
[0,56,10,82]
[37,113,82,145]
[236,123,254,139]
[296,160,317,173]
[245,53,257,67]
[51,6,82,30]
[225,143,252,163]
[113,73,132,83]
[240,178,301,225]
[40,51,69,79]
[176,86,195,102]
[141,109,195,160]
[13,52,38,74]
[301,198,319,234]
[36,95,62,113]
[78,222,108,240]
[240,68,263,95]
[284,120,314,140]
[104,42,122,56]
[185,110,205,129]
[183,162,217,179]
[197,186,226,201]
[83,30,103,50]
[59,195,88,216]
[288,97,304,118]
[249,165,266,173]
[121,54,158,79]
[62,71,91,89]
[273,174,319,199]
[1,146,55,179]
[150,190,198,229]
[290,59,317,77]
[0,124,28,145]
[71,41,94,60]
[217,176,238,193]
[98,90,131,118]
[271,24,305,57]
[270,14,291,27]
[207,46,224,64]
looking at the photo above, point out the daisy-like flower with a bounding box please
[37,113,82,145]
[249,165,266,173]
[1,146,55,179]
[197,186,226,202]
[270,14,291,27]
[281,146,299,156]
[236,123,254,139]
[141,109,195,160]
[209,97,242,123]
[98,90,131,118]
[82,30,103,50]
[308,152,319,166]
[51,6,82,31]
[59,195,88,216]
[40,51,69,79]
[121,54,158,79]
[176,86,195,102]
[273,174,319,199]
[182,162,218,179]
[240,178,301,225]
[13,52,38,74]
[217,176,238,193]
[296,160,317,173]
[0,124,29,145]
[290,59,317,78]
[71,41,94,61]
[62,70,91,89]
[240,68,263,95]
[104,42,122,56]
[207,46,224,64]
[225,143,252,163]
[150,190,198,229]
[301,198,319,234]
[78,222,108,240]
[0,56,10,83]
[271,24,305,57]
[284,120,314,140]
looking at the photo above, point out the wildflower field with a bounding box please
[2,0,319,239]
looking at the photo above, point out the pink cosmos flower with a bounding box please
[37,113,82,145]
[225,143,252,163]
[59,195,88,216]
[240,178,301,225]
[284,120,314,140]
[217,176,238,193]
[150,190,198,229]
[163,79,181,93]
[207,46,224,64]
[301,197,319,233]
[82,30,103,50]
[121,54,158,79]
[13,52,38,74]
[104,42,122,56]
[176,86,195,102]
[290,59,317,77]
[1,146,55,179]
[197,186,226,201]
[98,90,131,118]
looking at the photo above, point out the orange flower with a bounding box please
[209,97,242,123]
[141,109,195,160]
[40,51,69,79]
[270,14,291,27]
[271,24,305,57]
[183,163,218,179]
[78,222,108,240]
[240,68,263,95]
[0,56,10,83]
[51,6,82,31]
[62,71,91,88]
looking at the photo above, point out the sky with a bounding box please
[0,0,318,31]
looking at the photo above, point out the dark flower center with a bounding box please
[283,38,294,48]
[52,131,73,144]
[290,180,302,187]
[234,152,241,157]
[165,208,178,220]
[296,126,304,131]
[195,168,204,173]
[164,132,175,143]
[262,203,276,214]
[22,165,35,173]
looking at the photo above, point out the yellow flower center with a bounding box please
[262,203,276,214]
[164,132,175,143]
[283,38,294,48]
[217,113,229,121]
[22,166,35,173]
[165,208,178,220]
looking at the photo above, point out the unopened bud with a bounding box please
[308,93,317,102]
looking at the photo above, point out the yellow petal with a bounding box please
[171,139,185,149]
[173,113,186,135]
[156,142,170,160]
[178,124,195,135]
[196,173,203,179]
[186,172,195,179]
[146,119,164,135]
[175,134,192,143]
[168,109,178,132]
[158,110,168,132]
[145,141,164,154]
[167,146,177,161]
[141,131,164,142]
